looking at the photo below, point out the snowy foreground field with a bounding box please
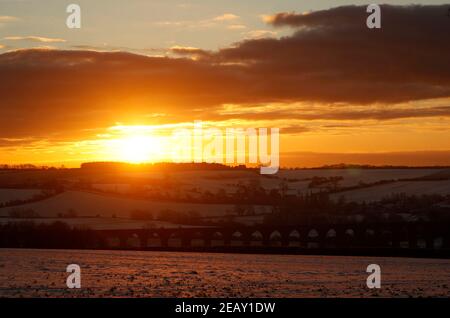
[0,249,449,298]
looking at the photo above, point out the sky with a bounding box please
[0,1,450,167]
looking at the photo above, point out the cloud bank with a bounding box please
[0,5,449,140]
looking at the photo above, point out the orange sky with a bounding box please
[0,3,449,167]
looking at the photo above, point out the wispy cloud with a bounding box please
[154,21,185,27]
[3,36,66,43]
[0,16,20,23]
[227,24,247,30]
[213,13,239,22]
[169,45,210,59]
[71,44,165,57]
[155,13,240,29]
[0,15,20,28]
[244,30,277,39]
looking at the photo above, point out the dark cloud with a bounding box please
[207,106,450,122]
[0,138,39,147]
[0,49,244,138]
[209,5,450,104]
[169,46,211,58]
[0,5,449,140]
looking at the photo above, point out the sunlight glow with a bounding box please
[108,134,163,163]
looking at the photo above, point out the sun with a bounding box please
[100,125,170,164]
[115,135,161,163]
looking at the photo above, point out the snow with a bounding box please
[0,249,449,297]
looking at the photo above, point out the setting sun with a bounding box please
[110,135,163,163]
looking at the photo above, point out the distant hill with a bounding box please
[80,162,252,172]
[411,169,450,180]
[307,163,450,170]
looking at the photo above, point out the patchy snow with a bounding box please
[0,249,449,298]
[331,180,450,203]
[0,191,237,218]
[0,188,44,205]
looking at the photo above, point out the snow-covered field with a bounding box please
[0,191,237,218]
[89,169,447,194]
[277,169,441,186]
[0,189,43,204]
[331,180,450,203]
[0,249,449,298]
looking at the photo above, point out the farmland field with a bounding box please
[0,168,448,224]
[153,168,447,192]
[1,249,449,298]
[331,180,450,203]
[0,188,44,204]
[0,190,238,218]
